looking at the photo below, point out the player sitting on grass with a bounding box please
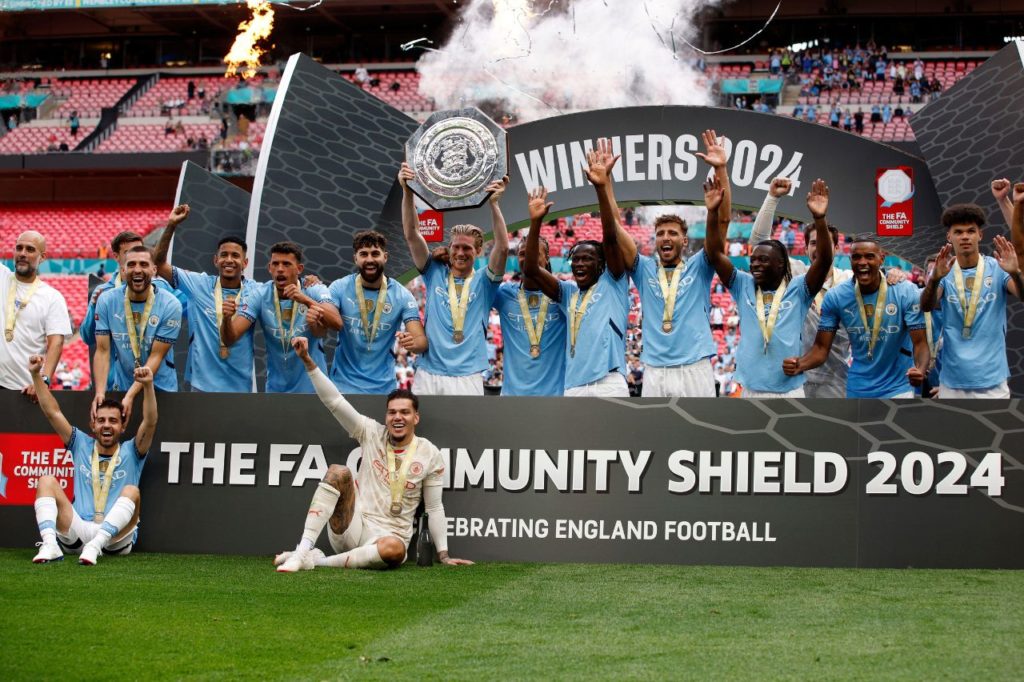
[30,356,157,565]
[274,336,473,572]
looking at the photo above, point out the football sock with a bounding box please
[316,543,387,570]
[89,497,136,548]
[300,482,340,550]
[34,497,58,543]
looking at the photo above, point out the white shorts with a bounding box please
[327,499,407,562]
[564,372,629,397]
[413,368,484,396]
[56,509,135,556]
[743,386,806,399]
[804,380,846,399]
[642,361,716,397]
[938,382,1010,399]
[887,390,916,399]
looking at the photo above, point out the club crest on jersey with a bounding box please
[410,462,423,476]
[985,276,993,288]
[383,303,393,314]
[148,315,160,327]
[885,303,897,316]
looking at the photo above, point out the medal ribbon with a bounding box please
[951,259,985,337]
[123,285,156,367]
[91,442,121,523]
[386,437,418,514]
[813,267,835,312]
[447,269,474,339]
[853,278,888,359]
[656,261,683,330]
[356,275,389,351]
[272,285,299,356]
[754,279,788,353]
[215,278,244,359]
[4,278,41,342]
[517,287,549,355]
[569,287,596,356]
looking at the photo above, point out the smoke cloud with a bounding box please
[416,0,721,123]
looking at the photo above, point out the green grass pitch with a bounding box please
[1,549,1022,680]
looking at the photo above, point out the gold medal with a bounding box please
[854,278,887,362]
[528,294,539,308]
[568,287,596,363]
[662,321,673,333]
[453,331,464,344]
[530,344,540,358]
[91,442,121,523]
[656,260,682,337]
[390,502,403,517]
[219,346,229,360]
[447,269,474,346]
[952,259,985,340]
[4,330,11,342]
[518,286,549,361]
[570,347,576,358]
[962,328,972,340]
[123,285,156,368]
[755,280,788,354]
[215,278,244,360]
[386,437,418,518]
[355,275,389,351]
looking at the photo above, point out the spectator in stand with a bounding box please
[355,65,370,86]
[197,136,209,150]
[910,79,922,103]
[805,105,816,123]
[893,76,905,96]
[875,57,886,82]
[165,115,175,136]
[854,108,865,134]
[929,77,943,97]
[728,240,744,257]
[0,231,72,397]
[238,114,250,139]
[7,115,16,131]
[843,109,853,133]
[882,104,893,124]
[870,104,881,123]
[770,51,781,75]
[68,111,79,137]
[198,84,206,100]
[220,116,229,143]
[187,80,196,100]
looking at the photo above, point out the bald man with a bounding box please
[0,231,72,396]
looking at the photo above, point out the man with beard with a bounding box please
[320,230,426,394]
[701,128,835,398]
[274,337,472,572]
[0,231,71,397]
[522,139,632,397]
[495,196,566,396]
[921,202,1023,398]
[81,230,181,392]
[93,246,182,416]
[221,241,333,393]
[783,237,929,398]
[154,203,255,392]
[398,163,510,395]
[29,356,157,566]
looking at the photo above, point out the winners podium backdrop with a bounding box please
[0,392,1022,569]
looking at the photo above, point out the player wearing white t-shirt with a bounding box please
[274,337,473,572]
[0,231,72,395]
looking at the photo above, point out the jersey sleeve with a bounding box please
[328,280,344,310]
[155,296,183,344]
[310,284,333,305]
[95,291,114,335]
[423,444,446,487]
[556,278,576,307]
[818,288,841,332]
[44,290,73,337]
[901,283,926,330]
[397,285,420,324]
[171,266,203,298]
[237,282,263,323]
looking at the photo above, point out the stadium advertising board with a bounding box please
[0,0,238,9]
[0,392,1021,568]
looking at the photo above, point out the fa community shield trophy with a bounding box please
[405,107,509,210]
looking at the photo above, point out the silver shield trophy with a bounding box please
[405,107,508,210]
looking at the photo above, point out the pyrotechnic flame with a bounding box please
[224,0,275,79]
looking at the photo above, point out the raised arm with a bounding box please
[702,175,735,284]
[994,234,1024,299]
[154,204,189,283]
[487,176,511,277]
[522,187,563,300]
[28,354,73,444]
[920,244,951,313]
[1011,182,1024,259]
[991,178,1015,232]
[783,329,835,377]
[696,129,731,227]
[306,301,341,336]
[585,138,637,274]
[399,163,430,271]
[293,337,364,438]
[132,365,158,455]
[750,177,791,244]
[803,179,834,295]
[40,333,64,390]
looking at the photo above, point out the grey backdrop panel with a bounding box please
[247,53,421,282]
[911,41,1024,397]
[1,393,1020,568]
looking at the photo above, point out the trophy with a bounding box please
[405,107,509,210]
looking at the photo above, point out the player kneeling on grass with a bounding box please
[274,336,473,572]
[30,356,156,566]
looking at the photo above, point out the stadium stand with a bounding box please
[126,76,229,117]
[47,77,135,120]
[0,122,95,154]
[0,204,167,258]
[96,120,265,153]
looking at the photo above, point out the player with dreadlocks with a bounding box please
[698,128,834,397]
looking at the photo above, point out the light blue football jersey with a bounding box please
[818,279,925,398]
[329,274,420,394]
[94,284,182,392]
[67,426,146,532]
[495,281,566,396]
[556,270,630,391]
[172,267,254,393]
[629,253,716,367]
